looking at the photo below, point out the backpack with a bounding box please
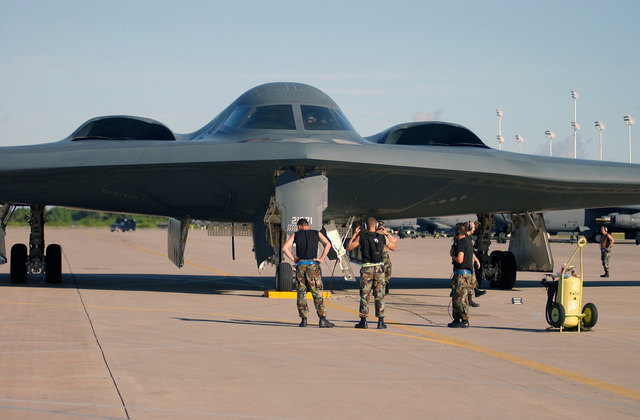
[362,232,385,263]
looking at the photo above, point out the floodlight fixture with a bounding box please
[624,115,635,163]
[516,134,524,153]
[545,130,555,156]
[496,109,503,149]
[595,121,605,160]
[571,90,579,158]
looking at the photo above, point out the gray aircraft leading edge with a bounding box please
[2,82,640,288]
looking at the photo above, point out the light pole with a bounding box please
[515,134,523,153]
[624,115,635,163]
[545,130,555,156]
[595,121,605,161]
[571,90,580,158]
[496,109,504,150]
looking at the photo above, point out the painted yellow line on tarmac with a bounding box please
[39,232,640,402]
[325,299,640,403]
[83,231,234,276]
[264,291,331,299]
[5,295,640,402]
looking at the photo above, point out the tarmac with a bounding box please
[1,227,639,419]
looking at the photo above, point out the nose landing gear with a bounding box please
[6,205,62,284]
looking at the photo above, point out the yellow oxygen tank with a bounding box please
[558,271,582,328]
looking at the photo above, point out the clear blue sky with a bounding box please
[1,0,639,161]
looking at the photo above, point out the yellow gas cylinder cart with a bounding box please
[541,237,598,332]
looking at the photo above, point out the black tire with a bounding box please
[10,243,28,284]
[549,302,565,328]
[275,262,293,292]
[45,244,62,284]
[487,251,502,288]
[582,302,598,329]
[498,251,517,290]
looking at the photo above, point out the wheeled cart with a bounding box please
[541,237,598,332]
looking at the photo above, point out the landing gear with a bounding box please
[489,250,517,289]
[261,197,294,292]
[10,243,28,283]
[474,213,518,290]
[7,205,62,284]
[276,262,293,292]
[45,244,62,284]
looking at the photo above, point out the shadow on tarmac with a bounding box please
[1,273,639,295]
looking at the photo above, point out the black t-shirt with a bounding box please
[452,236,474,271]
[294,230,320,259]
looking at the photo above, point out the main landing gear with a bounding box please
[4,205,62,284]
[475,213,518,290]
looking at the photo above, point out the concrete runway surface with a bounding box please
[1,227,639,419]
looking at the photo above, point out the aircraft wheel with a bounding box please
[498,251,517,290]
[582,302,598,329]
[45,244,62,284]
[497,231,507,243]
[275,262,293,292]
[549,302,565,328]
[487,251,502,288]
[10,244,28,284]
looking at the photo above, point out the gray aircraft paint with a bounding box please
[2,82,640,225]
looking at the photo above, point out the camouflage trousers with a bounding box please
[382,252,392,283]
[295,263,326,318]
[451,272,473,321]
[469,272,477,290]
[359,265,386,318]
[601,249,612,270]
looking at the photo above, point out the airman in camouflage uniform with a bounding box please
[282,218,334,328]
[449,223,474,328]
[347,218,396,329]
[599,226,614,278]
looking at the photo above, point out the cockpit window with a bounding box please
[222,105,295,130]
[301,105,353,131]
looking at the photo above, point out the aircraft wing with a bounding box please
[3,82,640,282]
[2,137,640,222]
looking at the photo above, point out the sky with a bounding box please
[1,0,639,162]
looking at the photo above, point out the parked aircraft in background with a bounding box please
[2,82,640,290]
[384,216,473,236]
[396,207,640,245]
[386,215,511,239]
[495,207,640,245]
